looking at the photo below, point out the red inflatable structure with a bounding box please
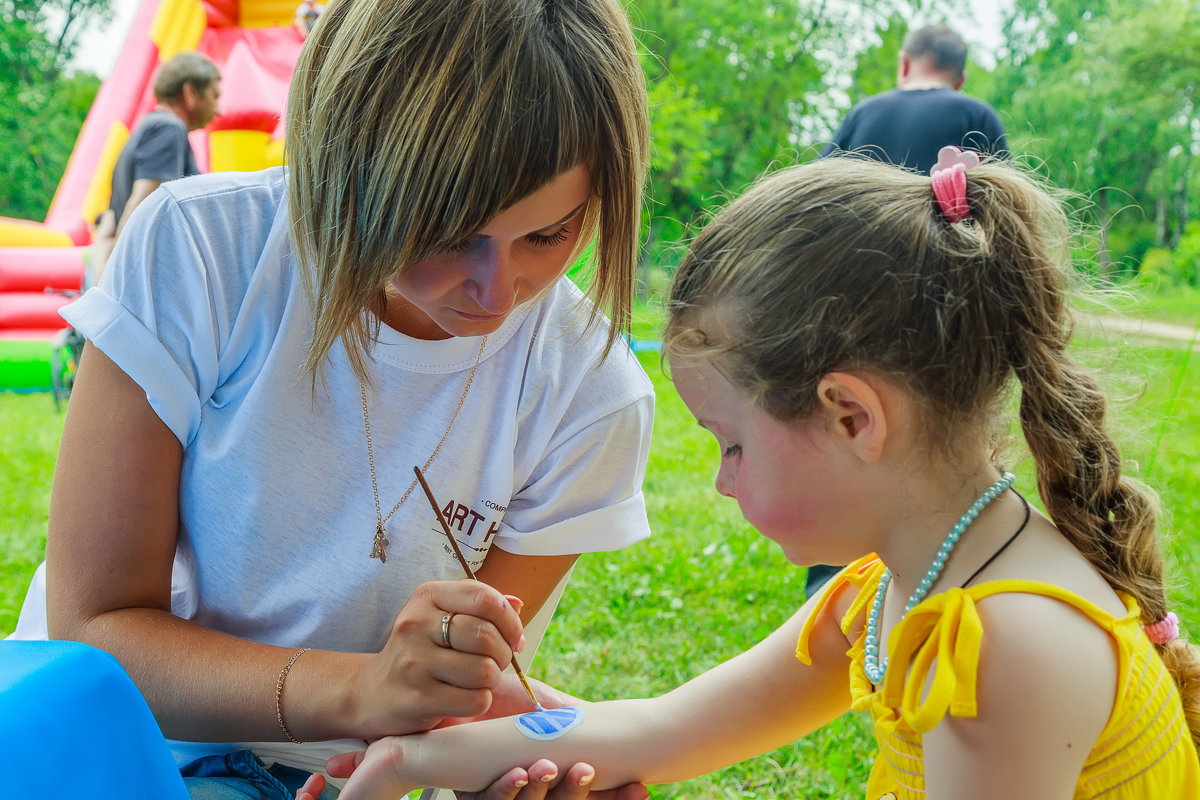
[0,0,303,390]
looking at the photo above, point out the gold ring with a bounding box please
[440,613,456,649]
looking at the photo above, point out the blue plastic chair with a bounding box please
[1,640,188,799]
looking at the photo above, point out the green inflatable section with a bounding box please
[0,338,55,391]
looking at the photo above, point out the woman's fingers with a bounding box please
[519,762,651,800]
[614,786,651,800]
[455,766,534,800]
[455,760,609,800]
[548,762,596,798]
[295,771,326,800]
[325,749,368,778]
[436,674,579,727]
[357,579,528,734]
[435,611,524,664]
[503,594,525,615]
[510,759,559,800]
[421,580,525,652]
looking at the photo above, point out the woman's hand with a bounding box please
[352,579,527,738]
[297,745,649,800]
[296,771,326,800]
[435,674,580,727]
[453,761,650,800]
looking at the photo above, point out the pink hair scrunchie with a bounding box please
[930,145,980,223]
[1143,612,1180,645]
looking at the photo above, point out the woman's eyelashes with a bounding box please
[722,443,742,458]
[442,226,573,255]
[444,237,478,254]
[525,225,571,248]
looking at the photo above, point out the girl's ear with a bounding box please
[815,372,888,463]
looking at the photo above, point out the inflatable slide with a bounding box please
[0,0,304,390]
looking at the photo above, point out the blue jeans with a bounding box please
[181,750,339,800]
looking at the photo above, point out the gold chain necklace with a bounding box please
[360,334,488,563]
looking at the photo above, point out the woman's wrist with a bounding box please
[275,648,311,743]
[283,648,377,742]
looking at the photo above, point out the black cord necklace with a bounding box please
[960,489,1032,589]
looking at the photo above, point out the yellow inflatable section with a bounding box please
[240,0,299,27]
[150,0,207,60]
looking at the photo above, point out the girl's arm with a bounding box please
[333,584,856,798]
[45,345,542,742]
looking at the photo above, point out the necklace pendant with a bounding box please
[370,524,389,563]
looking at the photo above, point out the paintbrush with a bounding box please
[413,465,546,712]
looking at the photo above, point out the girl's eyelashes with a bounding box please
[723,443,742,458]
[526,226,571,248]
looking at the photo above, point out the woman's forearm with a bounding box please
[68,606,369,743]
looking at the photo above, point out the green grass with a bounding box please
[0,392,61,634]
[1130,284,1200,329]
[3,307,1199,798]
[1073,281,1200,332]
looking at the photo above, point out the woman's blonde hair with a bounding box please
[667,156,1200,748]
[287,0,649,380]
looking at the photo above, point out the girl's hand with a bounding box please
[353,580,527,737]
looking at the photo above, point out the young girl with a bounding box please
[299,153,1200,800]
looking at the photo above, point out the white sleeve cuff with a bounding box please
[62,289,202,447]
[492,492,650,556]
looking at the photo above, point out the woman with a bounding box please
[33,1,654,797]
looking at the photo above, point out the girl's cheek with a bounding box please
[735,484,762,526]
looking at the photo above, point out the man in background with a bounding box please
[809,25,1006,599]
[108,52,221,236]
[93,52,219,282]
[821,24,1007,173]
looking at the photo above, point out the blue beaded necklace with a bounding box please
[862,471,1016,685]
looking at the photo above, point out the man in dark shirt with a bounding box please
[109,52,221,237]
[808,26,1006,599]
[821,25,1007,174]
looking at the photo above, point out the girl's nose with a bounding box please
[714,463,736,498]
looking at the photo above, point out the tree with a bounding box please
[990,0,1200,274]
[0,0,111,220]
[627,0,926,272]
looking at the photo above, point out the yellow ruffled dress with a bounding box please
[796,556,1200,799]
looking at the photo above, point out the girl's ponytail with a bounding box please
[971,168,1200,748]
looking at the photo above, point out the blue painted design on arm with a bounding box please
[513,706,584,741]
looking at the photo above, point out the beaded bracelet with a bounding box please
[275,648,311,744]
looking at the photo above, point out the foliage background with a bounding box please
[0,0,109,219]
[2,1,1199,797]
[7,0,1199,291]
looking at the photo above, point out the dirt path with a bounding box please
[1083,315,1200,351]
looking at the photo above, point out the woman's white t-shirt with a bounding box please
[25,168,654,773]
